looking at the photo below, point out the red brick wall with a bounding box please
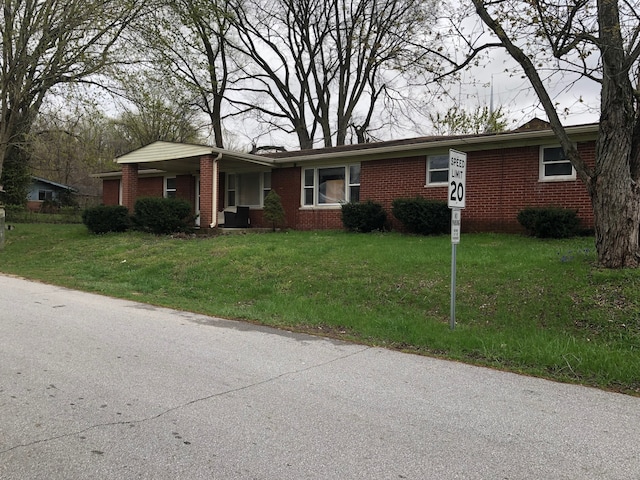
[199,156,214,227]
[361,156,435,231]
[26,201,42,212]
[362,145,594,233]
[102,179,120,205]
[121,164,138,212]
[272,167,301,229]
[138,177,163,198]
[297,209,343,230]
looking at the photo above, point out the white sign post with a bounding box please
[448,149,467,330]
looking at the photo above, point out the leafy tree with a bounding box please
[448,0,640,268]
[0,0,146,183]
[136,0,233,147]
[28,97,135,200]
[112,75,205,149]
[429,105,509,135]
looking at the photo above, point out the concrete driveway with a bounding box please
[1,273,639,479]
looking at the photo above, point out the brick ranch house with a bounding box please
[98,119,596,233]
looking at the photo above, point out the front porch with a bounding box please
[115,142,275,229]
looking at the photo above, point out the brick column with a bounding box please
[199,155,214,227]
[121,163,139,212]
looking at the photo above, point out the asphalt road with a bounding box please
[1,273,639,479]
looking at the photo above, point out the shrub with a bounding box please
[391,197,449,235]
[263,190,286,231]
[341,200,387,232]
[82,205,130,234]
[133,197,194,235]
[517,207,580,238]
[3,204,28,221]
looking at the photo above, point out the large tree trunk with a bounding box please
[590,170,640,268]
[589,119,640,268]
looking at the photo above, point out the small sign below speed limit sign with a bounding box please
[448,149,467,209]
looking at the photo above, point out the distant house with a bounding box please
[27,177,77,212]
[96,119,596,233]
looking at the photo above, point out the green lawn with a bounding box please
[2,224,639,394]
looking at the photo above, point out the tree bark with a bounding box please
[590,175,640,268]
[0,207,5,250]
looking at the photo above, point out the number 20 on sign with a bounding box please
[448,149,467,209]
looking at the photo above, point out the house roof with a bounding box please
[263,122,598,165]
[32,176,78,192]
[108,122,599,174]
[116,141,274,173]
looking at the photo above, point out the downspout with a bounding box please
[210,153,222,228]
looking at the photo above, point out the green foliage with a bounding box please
[392,197,449,235]
[341,200,387,232]
[429,105,509,135]
[517,207,580,239]
[263,190,286,230]
[0,147,31,206]
[82,205,131,234]
[6,204,82,224]
[3,204,28,219]
[133,197,194,235]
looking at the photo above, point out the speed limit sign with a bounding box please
[448,149,467,209]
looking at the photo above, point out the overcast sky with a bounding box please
[457,45,600,129]
[228,53,602,151]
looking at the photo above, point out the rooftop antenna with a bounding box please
[490,74,495,116]
[486,74,495,133]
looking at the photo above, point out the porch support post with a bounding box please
[200,154,220,228]
[121,163,139,213]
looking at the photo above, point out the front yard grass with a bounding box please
[1,224,639,394]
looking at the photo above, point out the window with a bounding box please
[427,155,449,185]
[38,190,54,201]
[165,177,177,198]
[302,164,360,206]
[349,165,360,203]
[263,172,272,202]
[540,146,575,181]
[226,172,271,207]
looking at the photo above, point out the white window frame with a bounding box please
[164,176,177,198]
[539,145,576,182]
[226,171,271,208]
[301,164,360,207]
[426,154,449,186]
[263,172,272,203]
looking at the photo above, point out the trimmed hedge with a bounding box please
[392,197,449,235]
[341,200,387,232]
[82,205,130,234]
[133,197,194,235]
[517,207,580,238]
